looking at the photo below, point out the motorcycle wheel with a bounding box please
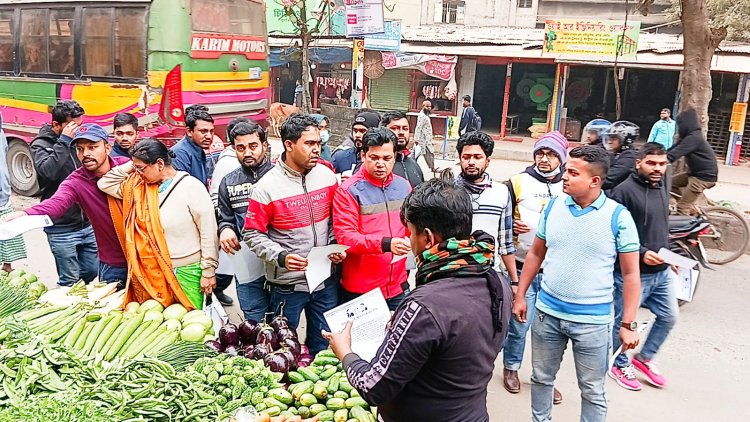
[699,206,750,265]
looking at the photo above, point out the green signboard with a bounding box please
[267,0,346,36]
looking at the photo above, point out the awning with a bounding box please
[270,47,352,67]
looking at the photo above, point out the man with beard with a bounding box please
[608,143,677,391]
[243,114,345,355]
[331,110,380,175]
[3,124,129,284]
[414,100,435,172]
[381,110,424,188]
[171,104,214,186]
[110,113,138,158]
[502,131,567,404]
[217,122,273,321]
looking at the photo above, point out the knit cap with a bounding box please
[352,111,381,130]
[533,131,569,164]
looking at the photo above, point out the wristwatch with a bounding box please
[621,321,637,331]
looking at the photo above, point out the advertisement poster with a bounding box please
[543,19,641,58]
[364,20,401,51]
[345,0,385,37]
[267,0,346,36]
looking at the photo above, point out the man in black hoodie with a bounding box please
[381,110,424,187]
[609,143,678,391]
[668,108,719,215]
[31,100,98,286]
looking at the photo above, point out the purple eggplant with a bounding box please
[238,319,260,345]
[219,323,240,347]
[281,338,301,359]
[264,351,291,373]
[300,344,310,356]
[256,326,279,350]
[270,314,289,332]
[276,327,298,342]
[278,347,297,370]
[224,345,239,357]
[297,354,313,368]
[204,340,224,353]
[251,343,272,360]
[242,344,255,358]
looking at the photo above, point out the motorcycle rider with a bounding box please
[602,121,640,191]
[608,142,678,391]
[582,119,611,147]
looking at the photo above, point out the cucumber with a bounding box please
[288,370,305,383]
[350,406,370,422]
[318,410,335,421]
[298,366,320,382]
[314,356,341,367]
[268,388,293,405]
[327,374,340,394]
[320,366,337,380]
[334,408,349,422]
[263,397,288,411]
[326,398,346,410]
[262,406,281,417]
[334,391,349,400]
[298,406,311,418]
[292,380,314,400]
[313,381,329,400]
[309,403,327,416]
[317,349,338,358]
[345,397,369,410]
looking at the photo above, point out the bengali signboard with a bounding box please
[543,19,641,58]
[267,0,346,36]
[364,20,401,51]
[381,53,457,81]
[345,0,385,37]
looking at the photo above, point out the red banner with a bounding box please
[190,33,266,60]
[159,65,185,127]
[381,52,457,81]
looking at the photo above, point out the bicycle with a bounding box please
[669,191,750,265]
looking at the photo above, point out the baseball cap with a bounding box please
[352,111,380,130]
[73,123,109,143]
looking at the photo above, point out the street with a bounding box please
[7,155,750,421]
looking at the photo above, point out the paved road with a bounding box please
[8,155,750,421]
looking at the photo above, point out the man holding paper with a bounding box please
[324,179,512,421]
[333,127,412,311]
[608,142,678,391]
[243,114,345,355]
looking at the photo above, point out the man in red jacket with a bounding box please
[333,127,412,310]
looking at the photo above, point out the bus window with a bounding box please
[0,11,13,72]
[20,9,48,73]
[83,7,146,78]
[49,9,75,75]
[191,0,265,35]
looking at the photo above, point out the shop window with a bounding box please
[0,11,13,72]
[191,0,265,35]
[435,1,465,24]
[314,64,352,108]
[517,0,533,8]
[83,7,147,78]
[411,71,456,114]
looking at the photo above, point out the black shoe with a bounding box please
[214,290,234,306]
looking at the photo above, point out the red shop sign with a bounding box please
[190,33,266,60]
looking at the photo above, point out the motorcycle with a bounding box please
[669,215,713,306]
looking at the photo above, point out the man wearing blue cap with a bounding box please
[3,124,129,285]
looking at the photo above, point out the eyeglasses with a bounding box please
[133,163,152,174]
[534,151,559,160]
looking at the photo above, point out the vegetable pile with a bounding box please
[0,269,47,301]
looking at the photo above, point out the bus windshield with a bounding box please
[191,0,265,36]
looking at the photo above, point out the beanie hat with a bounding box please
[533,131,569,164]
[352,111,380,130]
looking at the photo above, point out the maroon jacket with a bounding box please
[26,156,129,267]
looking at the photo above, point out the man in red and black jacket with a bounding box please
[333,127,412,310]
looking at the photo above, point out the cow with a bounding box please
[267,102,301,137]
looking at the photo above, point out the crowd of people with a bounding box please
[0,96,721,421]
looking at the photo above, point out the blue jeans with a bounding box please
[99,262,127,284]
[612,269,679,368]
[531,311,611,422]
[47,226,99,286]
[269,278,339,355]
[237,276,270,322]
[503,270,542,370]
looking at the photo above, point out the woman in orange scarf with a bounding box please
[99,139,219,310]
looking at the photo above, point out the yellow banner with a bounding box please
[543,19,641,58]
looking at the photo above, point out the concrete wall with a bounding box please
[420,0,538,27]
[537,0,672,27]
[384,0,424,26]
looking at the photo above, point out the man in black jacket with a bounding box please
[31,100,98,286]
[217,121,273,321]
[609,143,678,391]
[324,179,512,422]
[381,110,424,187]
[668,108,719,215]
[602,120,640,191]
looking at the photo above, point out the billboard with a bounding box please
[267,0,346,36]
[543,19,641,58]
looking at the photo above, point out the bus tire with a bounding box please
[6,139,40,197]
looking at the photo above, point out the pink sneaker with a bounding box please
[609,365,642,391]
[632,357,667,388]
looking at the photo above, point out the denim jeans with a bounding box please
[99,262,127,284]
[269,277,339,355]
[47,226,99,286]
[612,269,679,368]
[237,276,270,322]
[503,270,542,370]
[531,311,611,422]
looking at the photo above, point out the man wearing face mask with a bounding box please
[331,110,380,174]
[311,114,333,162]
[502,131,567,403]
[602,121,640,191]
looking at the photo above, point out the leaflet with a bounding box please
[305,244,349,292]
[324,288,391,362]
[0,215,52,240]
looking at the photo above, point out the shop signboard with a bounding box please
[267,0,346,36]
[345,0,385,37]
[190,34,266,60]
[381,53,457,81]
[543,19,641,58]
[364,20,401,51]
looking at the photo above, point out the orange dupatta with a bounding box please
[108,173,195,310]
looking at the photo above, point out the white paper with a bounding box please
[675,267,699,302]
[228,243,265,284]
[324,288,391,362]
[305,244,349,292]
[0,214,52,240]
[657,248,698,269]
[609,320,651,369]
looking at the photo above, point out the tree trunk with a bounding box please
[679,0,726,131]
[300,33,313,113]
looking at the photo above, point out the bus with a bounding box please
[0,0,269,195]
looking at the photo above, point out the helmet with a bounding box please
[604,121,640,150]
[582,119,611,144]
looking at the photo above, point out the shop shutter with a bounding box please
[369,69,411,111]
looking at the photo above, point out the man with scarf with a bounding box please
[323,179,512,421]
[502,131,567,403]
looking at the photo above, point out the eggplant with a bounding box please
[297,354,313,368]
[251,343,272,360]
[242,344,255,358]
[264,351,291,373]
[281,338,301,359]
[276,327,298,342]
[278,347,297,370]
[270,314,289,332]
[224,345,239,357]
[256,326,279,350]
[204,340,224,353]
[300,344,310,356]
[238,319,260,345]
[219,323,240,347]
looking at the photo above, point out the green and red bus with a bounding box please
[0,0,269,195]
